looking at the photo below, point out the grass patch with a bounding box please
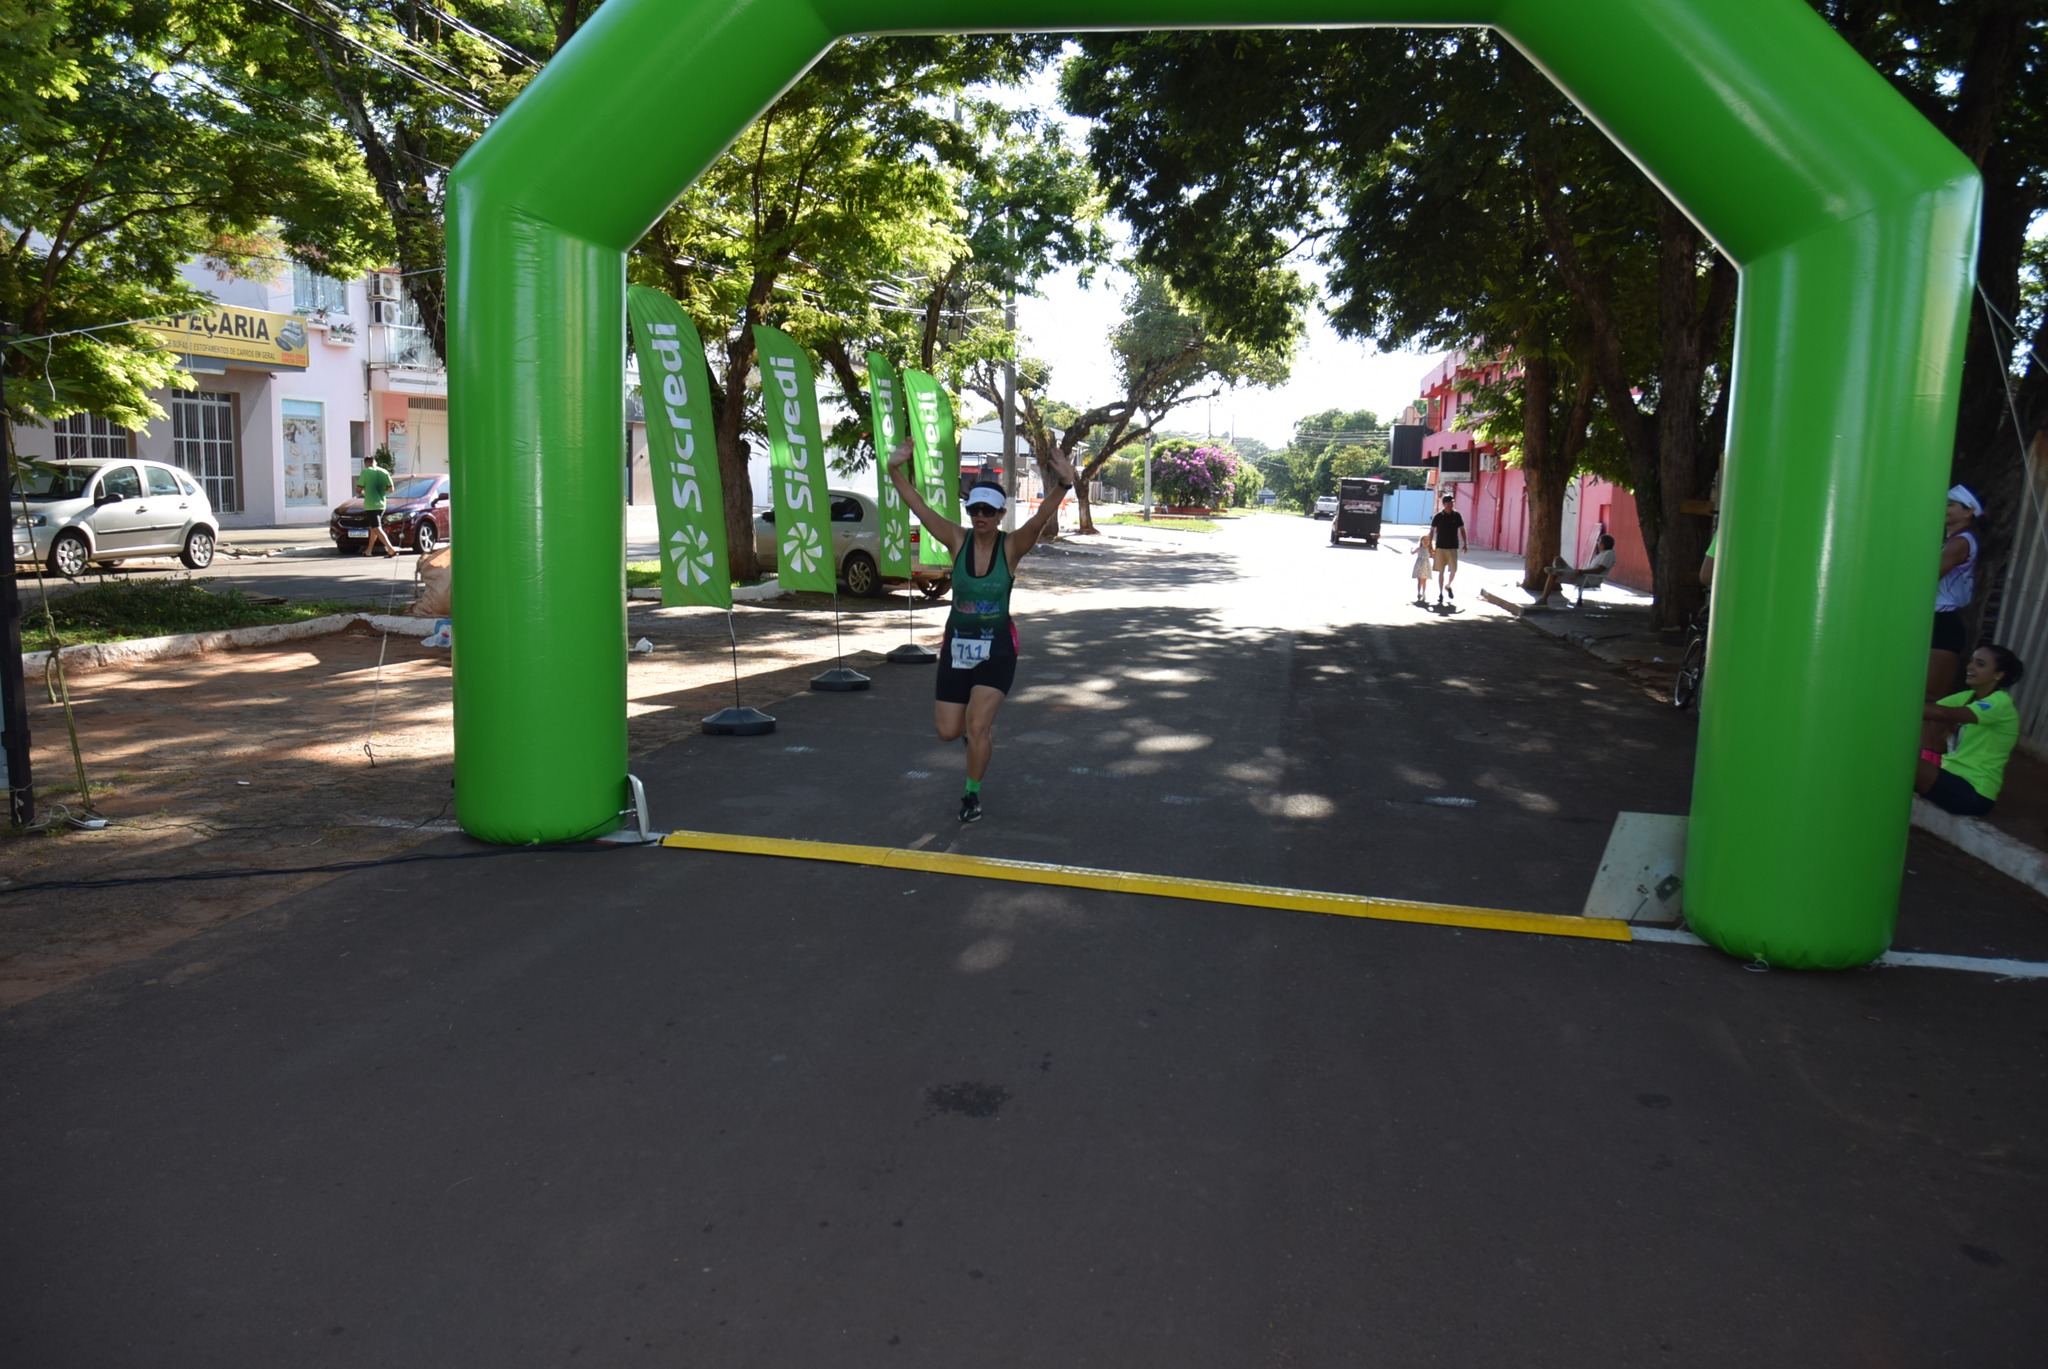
[22,579,377,652]
[1101,513,1221,533]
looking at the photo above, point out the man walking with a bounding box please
[1429,492,1466,607]
[358,454,396,557]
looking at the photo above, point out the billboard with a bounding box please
[141,305,310,370]
[1389,423,1431,467]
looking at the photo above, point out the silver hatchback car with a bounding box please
[12,457,221,578]
[753,488,951,598]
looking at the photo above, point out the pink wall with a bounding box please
[1438,471,1650,592]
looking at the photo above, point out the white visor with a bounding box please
[964,487,1006,512]
[1947,484,1982,516]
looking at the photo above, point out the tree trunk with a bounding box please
[1646,205,1737,628]
[1518,354,1565,592]
[715,328,762,582]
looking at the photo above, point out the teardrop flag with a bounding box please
[901,368,959,569]
[627,287,730,608]
[866,352,913,579]
[753,326,835,594]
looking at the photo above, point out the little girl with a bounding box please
[1411,534,1433,606]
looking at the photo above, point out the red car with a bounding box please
[330,474,451,555]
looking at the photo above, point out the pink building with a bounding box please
[1416,351,1650,591]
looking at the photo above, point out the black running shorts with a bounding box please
[936,630,1017,703]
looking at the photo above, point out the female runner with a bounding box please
[887,439,1075,822]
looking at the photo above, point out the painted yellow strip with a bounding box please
[659,829,1634,943]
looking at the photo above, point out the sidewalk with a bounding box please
[214,505,669,560]
[211,522,332,559]
[1384,526,2048,900]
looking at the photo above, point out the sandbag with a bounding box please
[410,544,453,617]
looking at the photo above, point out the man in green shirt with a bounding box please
[358,456,396,557]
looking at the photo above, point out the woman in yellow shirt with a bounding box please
[1915,644,2024,816]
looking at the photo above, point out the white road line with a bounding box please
[1629,924,2048,979]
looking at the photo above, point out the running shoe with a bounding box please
[959,793,982,824]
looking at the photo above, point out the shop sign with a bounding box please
[142,304,310,369]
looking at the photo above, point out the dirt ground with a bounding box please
[0,587,965,1010]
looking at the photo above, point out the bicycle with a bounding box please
[1672,604,1708,711]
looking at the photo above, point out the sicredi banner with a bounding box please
[627,287,730,609]
[752,326,835,594]
[901,368,958,568]
[865,352,913,579]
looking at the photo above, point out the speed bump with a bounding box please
[659,829,1633,943]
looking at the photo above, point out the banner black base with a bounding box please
[810,668,871,692]
[702,706,776,735]
[886,643,937,664]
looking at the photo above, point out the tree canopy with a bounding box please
[1063,29,1737,619]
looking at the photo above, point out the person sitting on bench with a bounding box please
[1539,534,1616,603]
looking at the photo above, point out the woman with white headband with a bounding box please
[887,440,1077,824]
[1923,484,1983,759]
[1930,485,1983,691]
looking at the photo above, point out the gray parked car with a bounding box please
[754,488,950,598]
[12,457,220,578]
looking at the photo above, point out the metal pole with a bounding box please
[0,321,34,827]
[1141,420,1153,522]
[1001,291,1018,532]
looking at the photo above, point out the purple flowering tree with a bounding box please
[1151,444,1240,509]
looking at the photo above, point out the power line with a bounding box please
[300,0,479,89]
[415,1,544,71]
[251,0,494,118]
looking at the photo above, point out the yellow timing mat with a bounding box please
[658,829,1634,944]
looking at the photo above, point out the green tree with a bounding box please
[1065,31,1737,622]
[214,0,562,363]
[630,36,1062,578]
[1,0,389,433]
[960,266,1292,534]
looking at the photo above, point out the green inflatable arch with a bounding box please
[446,0,1980,968]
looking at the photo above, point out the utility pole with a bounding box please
[0,320,34,827]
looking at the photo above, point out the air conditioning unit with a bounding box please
[368,274,401,301]
[371,299,401,325]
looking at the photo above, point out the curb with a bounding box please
[1499,587,2048,900]
[628,578,789,602]
[23,612,436,675]
[218,544,329,560]
[1484,587,1628,665]
[1909,798,2048,899]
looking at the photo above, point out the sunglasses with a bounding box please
[968,505,1001,517]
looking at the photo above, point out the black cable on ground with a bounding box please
[0,826,650,898]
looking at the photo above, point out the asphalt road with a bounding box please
[4,513,2043,1366]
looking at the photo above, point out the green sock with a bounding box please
[964,780,981,796]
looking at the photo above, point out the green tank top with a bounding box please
[947,532,1014,651]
